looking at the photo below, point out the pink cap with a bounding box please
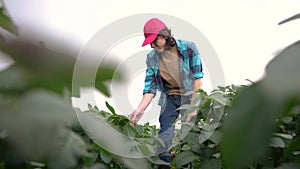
[142,18,167,47]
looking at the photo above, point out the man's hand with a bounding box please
[185,111,197,122]
[186,78,202,122]
[129,93,154,125]
[129,107,144,125]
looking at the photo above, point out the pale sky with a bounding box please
[2,0,300,125]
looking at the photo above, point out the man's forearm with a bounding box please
[137,93,154,112]
[192,78,202,101]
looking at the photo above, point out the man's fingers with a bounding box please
[129,110,143,125]
[128,113,133,119]
[131,113,139,123]
[128,110,136,120]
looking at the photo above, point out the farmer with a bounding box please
[129,17,203,169]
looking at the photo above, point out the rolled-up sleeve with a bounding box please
[189,42,203,79]
[143,57,157,97]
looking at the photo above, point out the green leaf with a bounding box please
[209,91,227,106]
[282,137,300,161]
[145,143,156,155]
[184,132,200,145]
[209,130,222,145]
[48,131,88,169]
[116,157,149,169]
[0,90,85,169]
[77,111,134,156]
[0,65,29,94]
[174,151,197,167]
[88,103,98,113]
[200,97,212,109]
[97,110,110,118]
[179,123,193,140]
[105,101,116,115]
[274,133,293,140]
[138,143,150,156]
[199,130,215,144]
[181,144,191,151]
[278,13,300,25]
[122,125,136,138]
[0,37,120,97]
[222,40,300,169]
[83,152,99,166]
[270,137,285,148]
[146,156,169,165]
[176,104,197,111]
[0,7,18,35]
[191,93,203,105]
[95,82,110,97]
[281,116,293,123]
[264,41,300,100]
[133,125,144,137]
[29,162,46,168]
[76,110,148,169]
[155,136,166,149]
[100,149,113,164]
[222,84,279,169]
[117,116,130,126]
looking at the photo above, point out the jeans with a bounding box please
[157,94,191,165]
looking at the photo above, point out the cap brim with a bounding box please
[142,34,157,47]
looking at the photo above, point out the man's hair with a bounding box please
[157,27,176,48]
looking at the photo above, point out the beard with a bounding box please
[155,48,165,53]
[156,43,171,53]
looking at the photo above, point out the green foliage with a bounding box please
[0,36,120,97]
[221,14,300,169]
[0,90,87,169]
[222,83,279,169]
[85,103,164,168]
[278,13,300,25]
[0,3,299,169]
[0,5,17,35]
[169,84,246,168]
[0,3,121,169]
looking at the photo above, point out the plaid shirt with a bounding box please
[143,39,203,106]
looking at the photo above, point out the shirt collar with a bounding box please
[175,39,184,56]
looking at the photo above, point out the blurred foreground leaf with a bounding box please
[0,38,121,97]
[76,110,148,169]
[0,90,87,169]
[263,41,300,99]
[278,13,300,25]
[174,151,197,168]
[222,84,279,169]
[222,41,300,169]
[0,7,18,35]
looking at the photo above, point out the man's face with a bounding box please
[150,35,166,53]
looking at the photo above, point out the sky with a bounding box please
[1,0,300,125]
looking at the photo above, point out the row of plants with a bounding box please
[78,81,299,169]
[0,2,299,168]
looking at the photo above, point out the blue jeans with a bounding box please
[157,94,190,163]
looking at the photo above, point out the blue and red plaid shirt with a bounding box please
[143,39,203,106]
